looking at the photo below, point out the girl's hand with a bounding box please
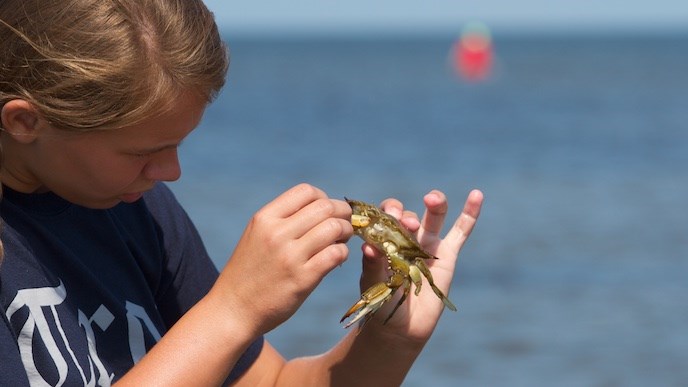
[212,184,354,337]
[358,189,484,342]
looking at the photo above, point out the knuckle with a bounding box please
[251,208,271,227]
[295,183,323,199]
[403,210,418,219]
[325,243,349,264]
[315,198,336,215]
[263,232,284,251]
[323,218,344,238]
[335,244,349,261]
[381,198,402,209]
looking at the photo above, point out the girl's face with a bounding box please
[12,93,207,209]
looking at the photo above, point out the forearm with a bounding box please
[275,324,426,386]
[114,293,258,386]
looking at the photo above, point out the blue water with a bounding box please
[170,33,688,386]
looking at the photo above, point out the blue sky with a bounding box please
[204,0,688,35]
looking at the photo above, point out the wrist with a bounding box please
[355,321,427,355]
[200,285,263,349]
[319,323,426,386]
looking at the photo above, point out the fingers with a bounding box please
[260,183,352,238]
[358,244,389,292]
[304,242,350,278]
[417,190,448,241]
[444,189,484,255]
[379,198,403,219]
[379,189,483,257]
[291,197,352,239]
[380,190,450,241]
[379,198,421,232]
[262,183,328,218]
[301,216,352,267]
[274,184,353,275]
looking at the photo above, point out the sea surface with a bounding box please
[169,32,688,386]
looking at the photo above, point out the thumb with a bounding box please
[358,244,389,292]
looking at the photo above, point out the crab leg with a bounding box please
[414,258,457,311]
[382,279,411,324]
[340,281,397,328]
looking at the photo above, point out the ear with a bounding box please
[1,99,41,144]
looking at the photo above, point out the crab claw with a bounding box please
[340,282,395,328]
[350,214,371,228]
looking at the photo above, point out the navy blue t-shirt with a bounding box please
[0,183,263,385]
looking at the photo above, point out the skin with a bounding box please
[0,94,484,386]
[0,94,204,208]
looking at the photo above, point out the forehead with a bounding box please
[83,93,208,147]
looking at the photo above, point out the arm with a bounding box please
[237,189,484,386]
[118,186,483,386]
[116,183,353,386]
[115,293,261,386]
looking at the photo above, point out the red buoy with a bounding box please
[452,22,493,82]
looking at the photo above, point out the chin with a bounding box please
[72,194,131,209]
[83,199,125,210]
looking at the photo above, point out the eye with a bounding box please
[130,152,153,159]
[127,142,183,159]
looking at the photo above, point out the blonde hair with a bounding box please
[0,0,228,131]
[0,0,229,261]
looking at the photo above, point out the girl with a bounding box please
[0,0,483,385]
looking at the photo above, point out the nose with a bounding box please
[143,148,182,182]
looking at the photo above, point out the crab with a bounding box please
[340,198,456,329]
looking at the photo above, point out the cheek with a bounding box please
[79,157,148,191]
[32,135,150,199]
[109,161,149,186]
